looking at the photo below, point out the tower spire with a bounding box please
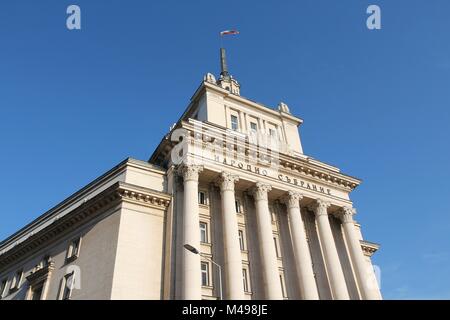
[220,48,230,80]
[216,45,240,95]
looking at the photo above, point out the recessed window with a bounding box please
[201,262,209,286]
[9,269,23,292]
[270,206,277,221]
[0,278,7,299]
[60,272,75,300]
[273,237,280,258]
[231,115,239,131]
[280,274,287,298]
[250,122,257,132]
[238,230,245,251]
[30,283,44,300]
[242,268,249,292]
[198,191,207,205]
[66,237,81,262]
[269,128,276,137]
[200,222,208,243]
[235,199,242,213]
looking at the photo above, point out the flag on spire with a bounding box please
[220,30,239,36]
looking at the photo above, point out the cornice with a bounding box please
[0,158,166,249]
[118,184,171,209]
[26,259,55,284]
[360,240,380,257]
[0,182,170,270]
[178,120,361,192]
[202,82,303,124]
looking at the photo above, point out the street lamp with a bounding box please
[183,244,223,300]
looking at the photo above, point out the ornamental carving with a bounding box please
[336,206,356,223]
[26,256,55,284]
[216,172,239,192]
[250,182,272,201]
[282,190,303,209]
[308,198,331,217]
[179,164,203,182]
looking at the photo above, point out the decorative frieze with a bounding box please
[118,189,170,208]
[0,182,171,269]
[169,120,361,195]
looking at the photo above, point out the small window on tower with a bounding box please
[231,115,239,131]
[269,128,277,138]
[250,122,257,133]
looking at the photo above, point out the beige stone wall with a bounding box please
[0,159,169,301]
[196,84,304,155]
[110,201,165,300]
[0,205,122,300]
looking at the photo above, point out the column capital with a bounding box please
[178,164,203,182]
[216,171,239,192]
[308,198,331,217]
[282,190,304,209]
[336,206,356,224]
[250,182,272,201]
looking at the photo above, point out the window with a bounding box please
[26,256,54,301]
[201,262,209,286]
[269,206,276,221]
[198,191,207,205]
[235,199,242,213]
[66,237,81,262]
[269,128,276,137]
[238,230,245,251]
[60,272,75,300]
[250,122,257,132]
[280,274,287,298]
[273,237,280,258]
[231,115,239,131]
[0,278,7,298]
[30,283,44,300]
[200,222,208,243]
[242,269,249,292]
[9,269,23,292]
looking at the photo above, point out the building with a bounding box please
[0,49,382,300]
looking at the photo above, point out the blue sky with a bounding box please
[1,0,449,299]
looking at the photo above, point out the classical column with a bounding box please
[282,191,319,299]
[337,207,381,300]
[180,164,203,300]
[309,199,349,300]
[217,172,245,300]
[251,182,284,300]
